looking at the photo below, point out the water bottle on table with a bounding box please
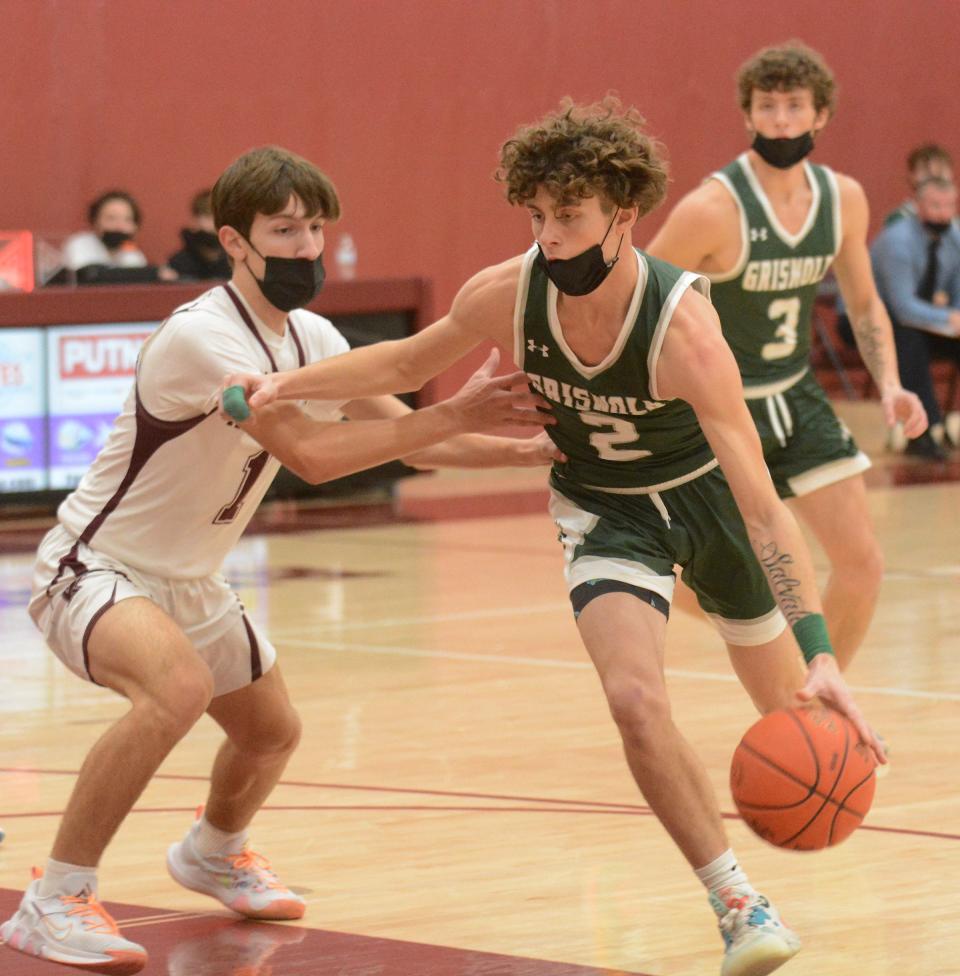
[334,233,357,280]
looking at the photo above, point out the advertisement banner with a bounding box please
[47,323,158,488]
[0,328,47,490]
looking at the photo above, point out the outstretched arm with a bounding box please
[833,175,927,438]
[234,350,548,485]
[223,260,523,410]
[657,289,886,764]
[344,394,564,469]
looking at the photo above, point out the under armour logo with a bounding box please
[527,339,549,358]
[750,227,768,242]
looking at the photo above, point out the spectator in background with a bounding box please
[63,190,176,284]
[884,143,954,226]
[168,189,230,280]
[836,144,955,355]
[872,176,960,459]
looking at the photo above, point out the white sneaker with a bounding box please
[0,873,147,975]
[711,888,801,976]
[167,829,305,920]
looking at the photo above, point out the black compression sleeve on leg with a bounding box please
[570,579,670,620]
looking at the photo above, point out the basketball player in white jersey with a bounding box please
[0,146,556,975]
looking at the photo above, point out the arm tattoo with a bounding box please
[851,311,887,385]
[756,540,811,625]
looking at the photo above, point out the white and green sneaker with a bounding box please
[711,887,801,976]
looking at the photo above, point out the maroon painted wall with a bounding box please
[4,0,958,397]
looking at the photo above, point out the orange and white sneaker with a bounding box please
[166,831,305,921]
[0,871,147,974]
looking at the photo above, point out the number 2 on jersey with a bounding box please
[580,412,651,461]
[761,296,801,361]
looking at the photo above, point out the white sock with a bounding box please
[38,858,98,898]
[191,814,248,857]
[694,849,754,914]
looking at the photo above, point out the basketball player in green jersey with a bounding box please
[224,99,886,976]
[647,41,927,671]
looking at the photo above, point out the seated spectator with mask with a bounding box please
[167,189,230,280]
[871,176,960,459]
[885,143,955,227]
[63,190,176,284]
[837,143,956,342]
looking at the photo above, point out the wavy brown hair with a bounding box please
[496,97,668,217]
[737,41,836,116]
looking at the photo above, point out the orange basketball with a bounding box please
[730,705,877,850]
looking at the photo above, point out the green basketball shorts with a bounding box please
[549,467,785,646]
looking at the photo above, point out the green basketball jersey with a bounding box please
[707,154,840,386]
[514,246,716,491]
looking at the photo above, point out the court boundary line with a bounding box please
[274,635,960,703]
[1,768,957,843]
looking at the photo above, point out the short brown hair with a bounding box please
[907,143,954,175]
[737,41,836,116]
[496,96,668,218]
[212,146,340,240]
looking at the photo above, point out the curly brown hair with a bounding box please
[737,41,836,116]
[495,97,668,217]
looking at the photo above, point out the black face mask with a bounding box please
[923,220,951,236]
[245,241,325,312]
[751,132,815,169]
[535,209,622,296]
[184,228,221,251]
[100,230,133,250]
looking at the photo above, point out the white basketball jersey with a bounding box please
[57,284,349,578]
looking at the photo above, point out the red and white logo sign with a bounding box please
[58,333,150,379]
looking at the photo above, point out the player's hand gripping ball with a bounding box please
[730,705,877,850]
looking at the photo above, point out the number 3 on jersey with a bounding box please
[580,411,651,461]
[761,296,801,361]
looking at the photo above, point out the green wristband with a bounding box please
[792,613,834,664]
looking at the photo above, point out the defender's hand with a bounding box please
[797,654,887,766]
[507,431,567,466]
[442,349,553,434]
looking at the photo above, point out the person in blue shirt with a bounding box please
[871,176,960,459]
[883,144,954,227]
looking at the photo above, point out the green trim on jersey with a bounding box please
[707,154,841,385]
[514,246,715,491]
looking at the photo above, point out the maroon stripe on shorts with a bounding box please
[242,613,263,682]
[81,581,118,685]
[45,541,88,598]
